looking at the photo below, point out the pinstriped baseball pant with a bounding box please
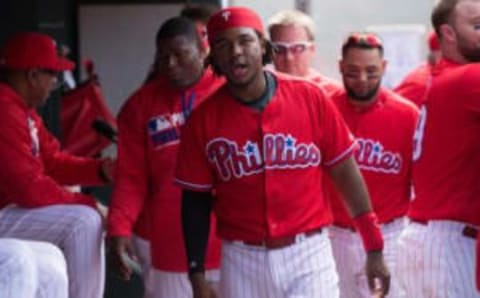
[0,238,68,298]
[397,220,480,298]
[220,232,339,298]
[329,218,406,298]
[132,235,220,298]
[0,205,105,298]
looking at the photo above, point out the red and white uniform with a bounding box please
[307,68,343,96]
[107,69,223,297]
[394,62,433,107]
[397,58,480,297]
[327,88,418,298]
[175,72,356,297]
[0,83,105,298]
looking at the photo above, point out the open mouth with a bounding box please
[231,63,248,79]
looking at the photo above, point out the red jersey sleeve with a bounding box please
[107,94,149,237]
[37,114,104,186]
[0,106,96,208]
[315,90,356,167]
[174,108,214,192]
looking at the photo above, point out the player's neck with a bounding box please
[227,71,267,103]
[347,93,378,109]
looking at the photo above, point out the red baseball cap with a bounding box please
[207,6,264,45]
[0,32,74,71]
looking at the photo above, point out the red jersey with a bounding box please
[107,69,223,271]
[175,72,355,242]
[307,69,343,96]
[394,63,432,107]
[0,83,104,209]
[409,59,480,226]
[328,88,419,228]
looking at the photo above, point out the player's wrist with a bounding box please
[353,211,384,252]
[188,262,205,276]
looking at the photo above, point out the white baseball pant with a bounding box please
[220,231,339,298]
[132,234,220,298]
[329,217,406,298]
[0,205,105,298]
[152,268,220,297]
[0,238,68,298]
[397,220,480,298]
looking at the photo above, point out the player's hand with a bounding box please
[189,272,217,298]
[366,250,390,298]
[107,236,136,281]
[100,157,116,183]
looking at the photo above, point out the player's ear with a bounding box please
[381,59,387,73]
[439,24,455,44]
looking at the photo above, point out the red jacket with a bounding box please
[0,83,104,209]
[107,69,224,271]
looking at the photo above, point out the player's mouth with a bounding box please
[230,63,248,80]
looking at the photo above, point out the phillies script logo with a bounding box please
[206,133,321,181]
[355,138,402,174]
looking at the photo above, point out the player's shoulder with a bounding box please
[455,62,480,86]
[382,88,420,116]
[273,71,329,101]
[0,83,27,118]
[187,84,229,121]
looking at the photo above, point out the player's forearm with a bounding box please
[328,156,372,217]
[182,190,213,275]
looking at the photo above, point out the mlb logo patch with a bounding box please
[148,114,180,149]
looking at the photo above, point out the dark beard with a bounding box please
[454,27,480,62]
[458,44,480,62]
[344,81,381,102]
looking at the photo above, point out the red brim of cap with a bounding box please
[54,57,75,71]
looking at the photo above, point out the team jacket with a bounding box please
[394,62,433,107]
[107,69,223,271]
[175,72,355,242]
[409,58,480,226]
[0,83,103,209]
[328,88,419,228]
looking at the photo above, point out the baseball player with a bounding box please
[396,0,480,297]
[393,31,441,107]
[107,17,223,298]
[0,32,113,298]
[175,7,390,298]
[0,238,68,298]
[328,32,419,298]
[267,9,341,94]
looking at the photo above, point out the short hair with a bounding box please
[267,10,316,41]
[155,16,201,47]
[341,32,384,58]
[180,4,219,24]
[431,0,460,38]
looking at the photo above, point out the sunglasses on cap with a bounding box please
[343,33,383,49]
[271,41,313,55]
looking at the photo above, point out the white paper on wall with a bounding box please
[366,24,427,88]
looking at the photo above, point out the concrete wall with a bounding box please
[78,4,182,114]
